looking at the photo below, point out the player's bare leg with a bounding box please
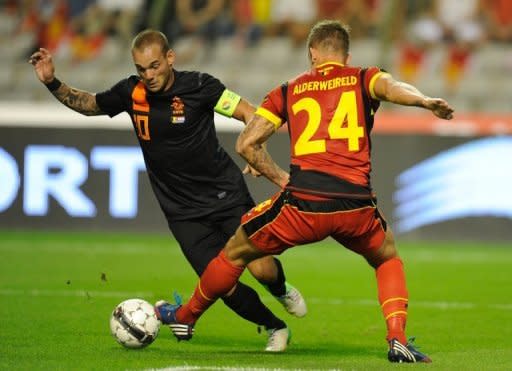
[246,256,277,282]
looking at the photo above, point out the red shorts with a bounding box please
[241,190,387,255]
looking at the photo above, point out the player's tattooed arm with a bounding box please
[236,115,289,188]
[29,47,104,116]
[51,83,104,116]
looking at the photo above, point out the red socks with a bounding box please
[177,250,245,324]
[177,249,410,347]
[376,257,409,345]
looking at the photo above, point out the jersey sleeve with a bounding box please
[198,73,226,110]
[255,85,285,130]
[364,66,391,101]
[95,78,131,117]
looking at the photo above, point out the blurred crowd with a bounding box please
[397,0,512,93]
[2,0,384,59]
[1,0,511,108]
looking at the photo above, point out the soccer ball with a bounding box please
[109,298,161,349]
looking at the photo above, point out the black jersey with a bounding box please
[95,70,253,221]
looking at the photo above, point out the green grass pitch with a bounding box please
[1,230,511,370]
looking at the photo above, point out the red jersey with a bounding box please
[256,62,387,197]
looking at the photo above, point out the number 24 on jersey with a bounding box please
[293,90,364,156]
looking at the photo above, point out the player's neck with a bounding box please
[312,55,345,68]
[163,69,175,92]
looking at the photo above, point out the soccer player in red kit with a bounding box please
[156,20,454,362]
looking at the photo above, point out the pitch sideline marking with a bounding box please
[0,288,153,298]
[144,367,336,371]
[0,288,510,310]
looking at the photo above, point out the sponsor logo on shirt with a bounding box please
[171,96,185,124]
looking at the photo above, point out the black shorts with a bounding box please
[166,202,254,276]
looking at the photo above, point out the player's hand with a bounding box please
[28,48,56,84]
[243,164,261,177]
[425,98,454,120]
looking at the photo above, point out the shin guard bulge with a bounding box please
[376,257,409,344]
[177,250,245,324]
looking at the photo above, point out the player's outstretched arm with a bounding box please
[236,114,289,188]
[373,73,454,120]
[29,48,104,116]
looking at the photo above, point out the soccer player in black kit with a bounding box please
[29,29,306,352]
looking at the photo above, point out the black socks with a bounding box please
[222,282,286,330]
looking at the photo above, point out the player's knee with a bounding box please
[246,258,264,278]
[365,229,398,268]
[247,256,278,284]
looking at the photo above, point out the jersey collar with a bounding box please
[315,61,345,69]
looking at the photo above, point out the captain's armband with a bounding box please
[214,89,241,117]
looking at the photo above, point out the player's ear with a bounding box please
[166,49,175,66]
[309,47,317,65]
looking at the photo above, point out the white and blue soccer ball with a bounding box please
[109,298,161,349]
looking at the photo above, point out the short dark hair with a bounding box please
[307,20,350,56]
[131,29,170,54]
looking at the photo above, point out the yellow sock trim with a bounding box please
[385,311,408,320]
[381,297,408,308]
[198,282,213,301]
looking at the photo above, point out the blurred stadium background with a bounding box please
[1,0,512,240]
